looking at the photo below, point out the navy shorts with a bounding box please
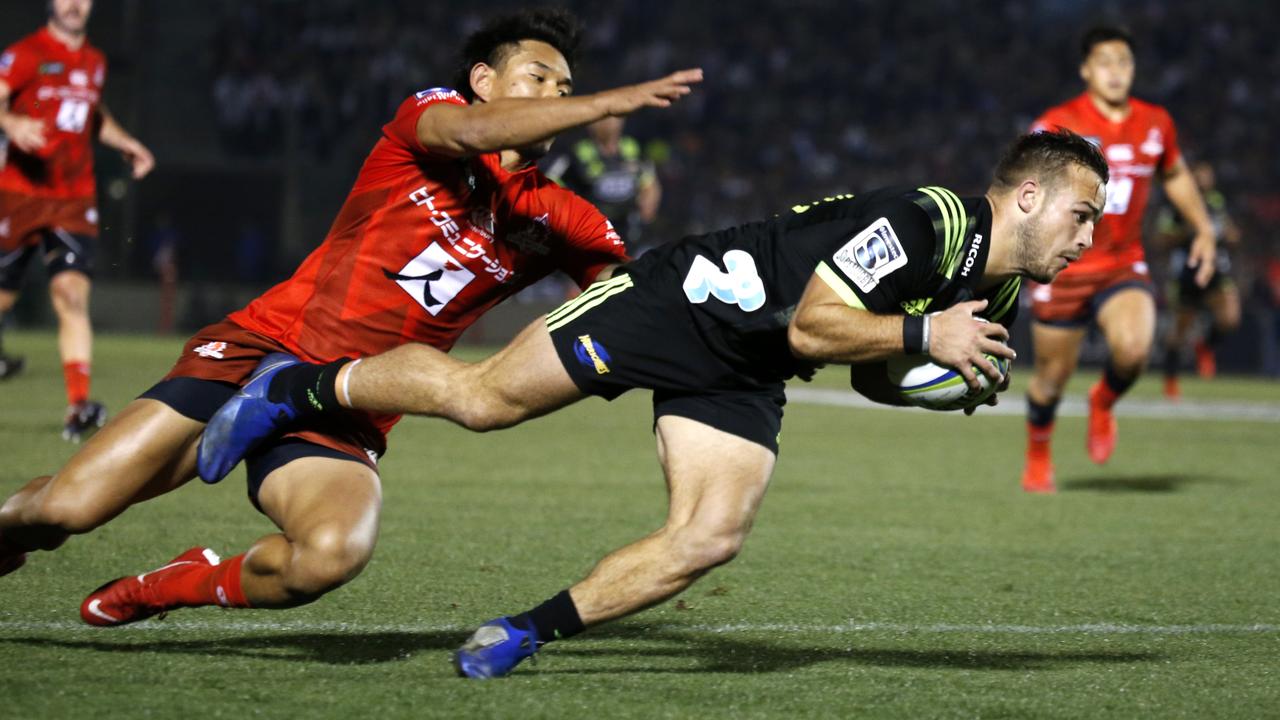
[545,273,785,454]
[140,377,370,513]
[0,229,96,291]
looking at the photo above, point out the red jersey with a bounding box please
[1032,92,1180,273]
[0,28,105,199]
[230,88,627,365]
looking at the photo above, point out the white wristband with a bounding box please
[340,359,362,408]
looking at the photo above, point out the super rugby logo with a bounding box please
[384,242,475,316]
[833,217,907,292]
[573,335,611,375]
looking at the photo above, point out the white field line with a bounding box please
[0,619,1274,635]
[786,387,1280,423]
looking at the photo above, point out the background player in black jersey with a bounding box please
[1158,160,1241,398]
[197,129,1107,678]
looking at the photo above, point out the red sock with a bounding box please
[1091,380,1120,411]
[63,361,90,405]
[204,554,251,608]
[158,554,252,608]
[1027,421,1054,458]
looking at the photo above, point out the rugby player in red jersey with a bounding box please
[0,0,155,438]
[1021,26,1215,493]
[0,9,702,625]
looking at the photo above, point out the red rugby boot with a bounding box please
[1163,375,1181,401]
[80,547,222,627]
[1195,341,1216,379]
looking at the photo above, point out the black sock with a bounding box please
[1206,326,1224,348]
[511,590,584,644]
[267,359,346,416]
[1163,347,1181,378]
[1026,395,1058,429]
[1103,360,1137,396]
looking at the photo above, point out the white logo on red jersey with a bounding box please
[388,242,476,316]
[194,341,228,359]
[1106,144,1134,163]
[1140,128,1164,157]
[69,69,88,87]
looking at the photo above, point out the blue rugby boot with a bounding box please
[452,617,540,679]
[197,353,305,483]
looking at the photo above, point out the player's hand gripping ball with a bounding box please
[886,344,1010,411]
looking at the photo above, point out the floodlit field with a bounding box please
[2,330,1278,718]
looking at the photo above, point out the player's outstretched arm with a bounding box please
[97,105,155,179]
[416,69,702,157]
[1161,158,1216,287]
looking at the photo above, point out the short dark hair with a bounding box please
[991,129,1109,192]
[1080,25,1134,62]
[453,8,583,102]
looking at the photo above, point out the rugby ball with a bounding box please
[886,352,1011,411]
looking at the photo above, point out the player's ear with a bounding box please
[470,63,495,103]
[1017,178,1040,215]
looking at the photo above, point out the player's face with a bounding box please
[489,40,574,158]
[1080,40,1134,106]
[1020,165,1106,282]
[50,0,93,37]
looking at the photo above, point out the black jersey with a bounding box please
[621,186,1021,382]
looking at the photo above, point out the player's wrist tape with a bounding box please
[903,315,929,355]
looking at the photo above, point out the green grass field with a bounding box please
[2,330,1278,719]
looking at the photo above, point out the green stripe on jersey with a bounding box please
[917,186,968,279]
[987,277,1021,323]
[545,276,634,331]
[546,274,632,325]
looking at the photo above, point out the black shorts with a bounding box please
[0,228,96,291]
[140,377,370,513]
[546,273,784,454]
[1169,247,1233,307]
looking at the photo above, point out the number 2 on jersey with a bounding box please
[682,250,766,312]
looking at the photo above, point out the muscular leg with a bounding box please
[568,416,776,624]
[239,456,382,608]
[344,318,585,429]
[1027,323,1087,407]
[1022,322,1086,492]
[1096,288,1156,382]
[0,399,202,553]
[49,271,92,368]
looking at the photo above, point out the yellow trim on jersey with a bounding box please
[917,186,968,278]
[815,262,866,309]
[987,277,1022,323]
[545,275,635,331]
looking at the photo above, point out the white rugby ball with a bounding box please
[886,352,1011,412]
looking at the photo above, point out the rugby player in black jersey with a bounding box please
[198,128,1107,678]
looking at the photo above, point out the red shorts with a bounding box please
[160,319,386,469]
[1030,263,1153,327]
[0,190,98,250]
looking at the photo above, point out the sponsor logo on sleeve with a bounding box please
[832,217,908,293]
[194,341,228,359]
[414,87,462,104]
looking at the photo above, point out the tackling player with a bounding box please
[0,9,701,621]
[0,0,155,438]
[198,130,1106,678]
[1021,26,1216,493]
[1159,159,1240,398]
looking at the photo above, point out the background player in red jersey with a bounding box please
[1021,26,1216,493]
[0,10,701,623]
[0,0,155,439]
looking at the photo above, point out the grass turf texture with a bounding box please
[1,330,1278,719]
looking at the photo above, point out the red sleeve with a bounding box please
[551,192,630,288]
[0,43,38,93]
[381,87,468,158]
[1159,109,1181,173]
